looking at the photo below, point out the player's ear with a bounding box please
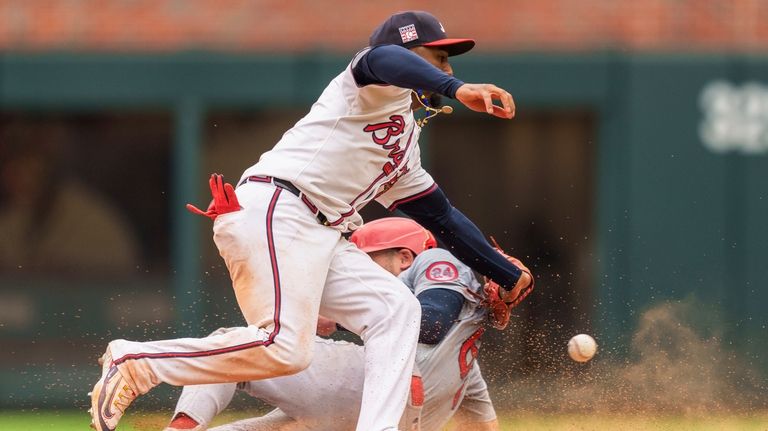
[398,248,415,271]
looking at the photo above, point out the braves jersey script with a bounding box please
[242,49,435,232]
[399,248,497,431]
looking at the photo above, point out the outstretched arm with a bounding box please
[395,186,529,292]
[352,45,514,119]
[352,44,464,97]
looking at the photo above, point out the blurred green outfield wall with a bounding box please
[0,52,766,407]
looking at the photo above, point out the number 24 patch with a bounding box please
[425,261,459,282]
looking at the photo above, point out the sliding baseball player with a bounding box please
[163,218,531,431]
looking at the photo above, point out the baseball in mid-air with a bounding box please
[567,334,598,362]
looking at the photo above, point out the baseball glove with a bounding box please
[483,237,534,330]
[186,174,241,220]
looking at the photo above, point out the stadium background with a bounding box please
[1,0,767,425]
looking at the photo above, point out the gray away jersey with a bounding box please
[399,248,497,431]
[184,249,497,431]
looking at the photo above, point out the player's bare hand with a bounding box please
[455,84,515,119]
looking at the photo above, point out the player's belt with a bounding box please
[239,175,329,226]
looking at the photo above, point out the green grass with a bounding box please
[0,410,264,431]
[1,410,767,431]
[0,411,99,431]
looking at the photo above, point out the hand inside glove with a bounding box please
[483,237,534,330]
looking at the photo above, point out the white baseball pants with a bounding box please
[108,180,421,431]
[169,337,423,431]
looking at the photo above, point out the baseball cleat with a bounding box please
[89,349,137,431]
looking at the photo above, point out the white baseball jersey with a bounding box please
[175,249,497,431]
[113,53,439,431]
[242,49,436,232]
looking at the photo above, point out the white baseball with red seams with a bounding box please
[105,50,434,431]
[567,334,598,362]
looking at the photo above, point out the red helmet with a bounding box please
[350,217,437,255]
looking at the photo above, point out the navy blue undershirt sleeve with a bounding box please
[417,288,465,345]
[396,186,523,290]
[352,44,465,98]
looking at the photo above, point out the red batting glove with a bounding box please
[186,174,241,220]
[209,174,240,215]
[186,198,217,220]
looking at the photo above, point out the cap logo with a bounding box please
[439,22,446,33]
[399,24,419,43]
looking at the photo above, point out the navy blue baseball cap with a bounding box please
[369,11,475,56]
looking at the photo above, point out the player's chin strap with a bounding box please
[413,90,453,127]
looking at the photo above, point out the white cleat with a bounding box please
[88,348,137,431]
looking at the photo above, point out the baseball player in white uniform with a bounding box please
[90,10,533,431]
[164,218,504,431]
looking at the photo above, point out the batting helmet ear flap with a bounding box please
[351,217,436,255]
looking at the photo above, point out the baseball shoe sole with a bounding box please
[88,349,137,430]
